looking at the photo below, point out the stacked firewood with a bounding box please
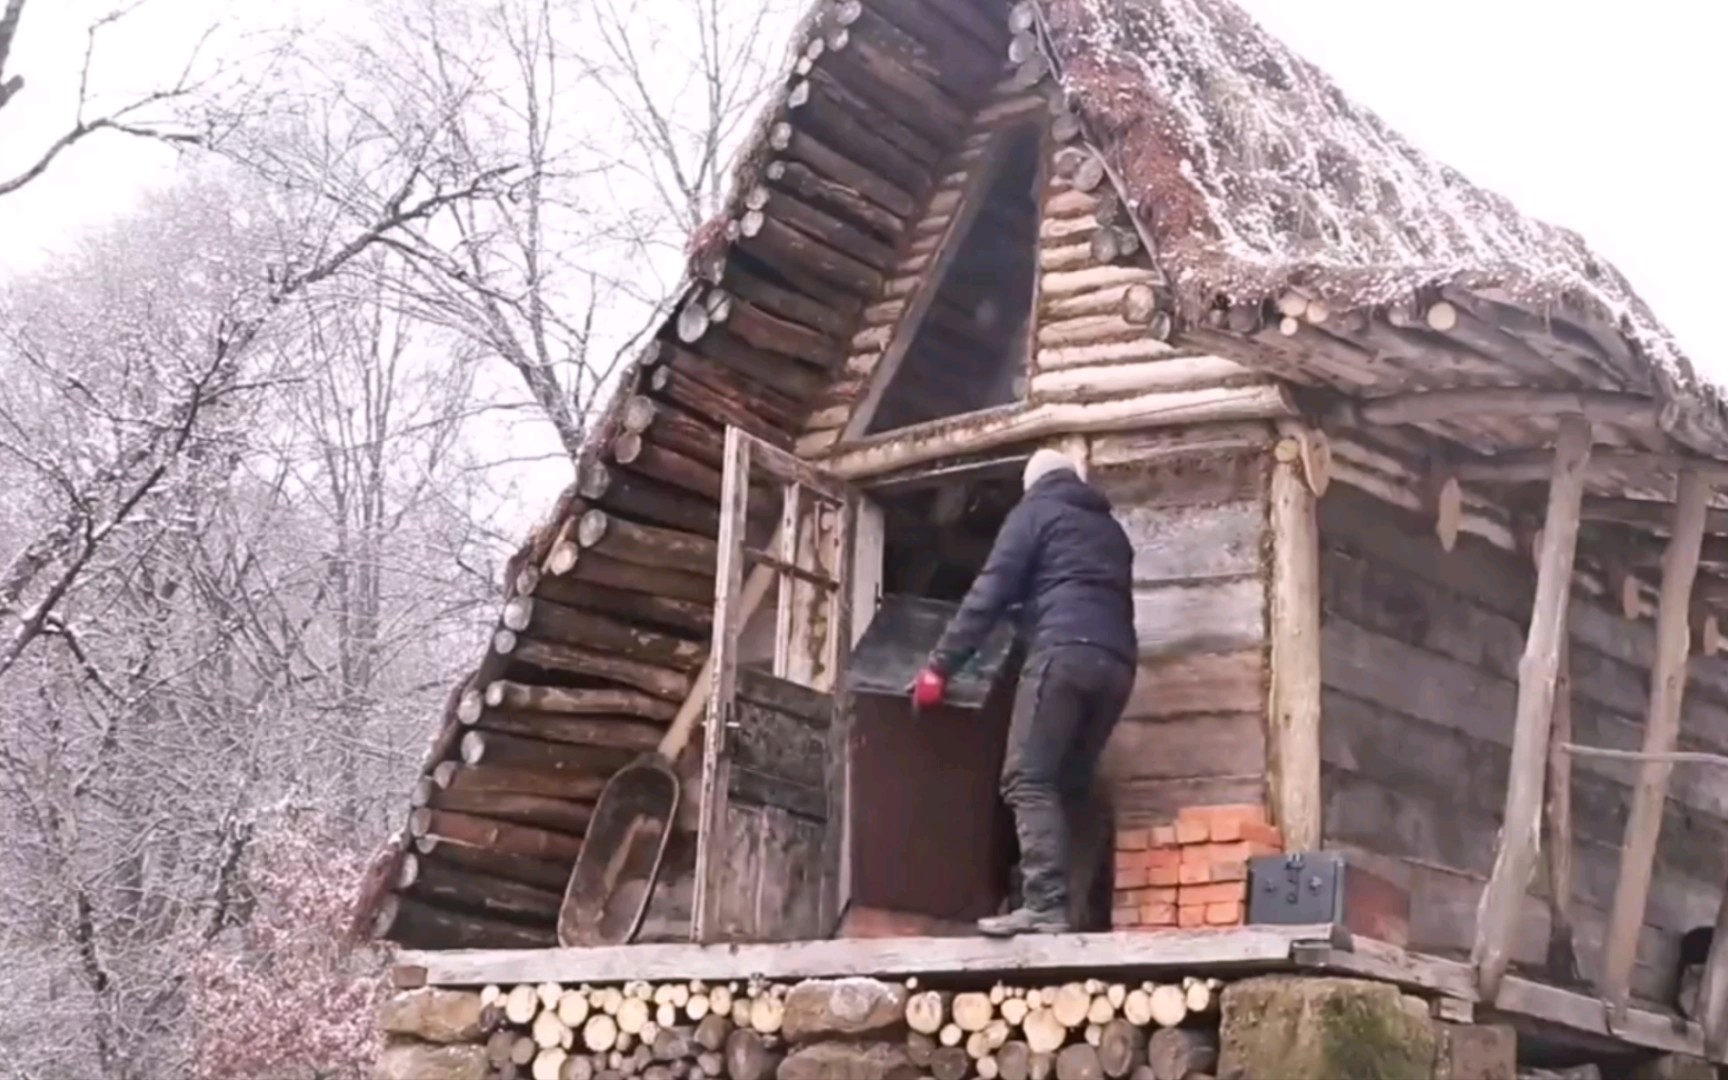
[375,973,1236,1080]
[901,976,1224,1080]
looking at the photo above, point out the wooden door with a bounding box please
[692,427,855,943]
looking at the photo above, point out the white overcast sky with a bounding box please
[3,0,1724,379]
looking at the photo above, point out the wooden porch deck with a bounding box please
[393,924,1712,1063]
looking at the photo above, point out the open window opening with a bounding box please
[859,122,1045,436]
[839,463,1029,937]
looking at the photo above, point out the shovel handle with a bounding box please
[654,537,782,762]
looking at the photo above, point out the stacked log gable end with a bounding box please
[358,0,1728,1066]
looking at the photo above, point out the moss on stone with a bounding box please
[1219,976,1437,1080]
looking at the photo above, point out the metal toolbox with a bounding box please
[1247,851,1411,947]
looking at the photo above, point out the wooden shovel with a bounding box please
[557,555,780,947]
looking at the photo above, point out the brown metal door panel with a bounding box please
[848,679,1017,922]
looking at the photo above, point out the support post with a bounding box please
[1698,874,1728,1059]
[1601,468,1711,1015]
[1544,636,1580,984]
[1472,415,1592,1001]
[1268,437,1322,851]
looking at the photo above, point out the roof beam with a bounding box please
[1454,449,1728,485]
[1584,497,1728,537]
[1333,389,1662,429]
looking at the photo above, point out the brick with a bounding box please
[1115,849,1151,872]
[1115,865,1148,889]
[1204,900,1244,926]
[1147,863,1180,887]
[1181,881,1247,906]
[1174,819,1208,845]
[1179,843,1212,867]
[1210,816,1244,842]
[1178,863,1211,885]
[1177,904,1207,928]
[1115,827,1150,851]
[1146,847,1181,869]
[1144,886,1180,905]
[1112,906,1141,928]
[1211,860,1248,883]
[1141,902,1177,926]
[1239,821,1284,850]
[1207,841,1250,863]
[1150,824,1179,847]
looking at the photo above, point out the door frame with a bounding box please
[692,426,856,942]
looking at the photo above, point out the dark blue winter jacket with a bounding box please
[930,470,1138,674]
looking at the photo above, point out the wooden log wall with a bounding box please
[798,67,1276,452]
[1318,482,1728,1001]
[366,0,1023,950]
[1087,425,1277,825]
[796,84,1052,454]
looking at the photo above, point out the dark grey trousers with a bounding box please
[1000,643,1135,915]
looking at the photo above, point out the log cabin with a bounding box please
[359,0,1728,1075]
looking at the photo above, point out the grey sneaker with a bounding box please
[977,907,1070,938]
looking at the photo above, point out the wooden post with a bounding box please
[1543,636,1580,984]
[1601,468,1711,1015]
[692,429,752,943]
[1472,414,1592,1001]
[1698,874,1728,1058]
[1268,438,1322,851]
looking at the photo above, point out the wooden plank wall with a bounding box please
[1319,483,1728,1001]
[1090,439,1272,825]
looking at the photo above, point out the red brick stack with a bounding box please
[1112,804,1283,930]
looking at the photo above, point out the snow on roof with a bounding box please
[1041,0,1728,447]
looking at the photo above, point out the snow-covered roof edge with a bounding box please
[1040,0,1728,451]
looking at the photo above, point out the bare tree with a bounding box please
[282,0,798,462]
[0,174,503,1076]
[0,0,225,197]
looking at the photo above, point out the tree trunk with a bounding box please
[432,760,608,803]
[498,636,693,701]
[498,597,707,671]
[413,834,571,893]
[396,853,564,922]
[578,509,718,578]
[579,459,721,539]
[410,806,585,863]
[414,781,597,834]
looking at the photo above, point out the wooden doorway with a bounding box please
[692,428,854,943]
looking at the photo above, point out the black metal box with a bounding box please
[1248,851,1411,946]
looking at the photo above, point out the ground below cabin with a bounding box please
[374,967,1688,1080]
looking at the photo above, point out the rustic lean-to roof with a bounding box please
[358,0,1728,949]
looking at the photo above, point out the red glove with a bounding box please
[911,667,947,711]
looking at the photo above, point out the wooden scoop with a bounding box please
[557,556,779,947]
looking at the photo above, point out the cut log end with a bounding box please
[458,690,485,725]
[548,541,580,576]
[676,301,711,344]
[1120,284,1158,325]
[502,598,534,633]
